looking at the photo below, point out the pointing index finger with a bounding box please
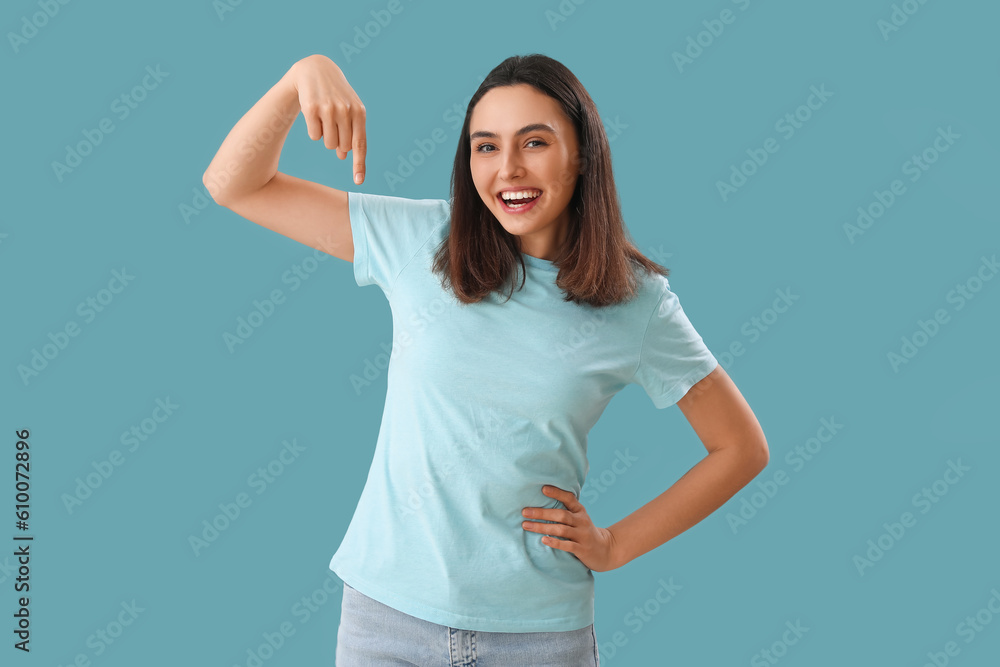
[352,105,367,184]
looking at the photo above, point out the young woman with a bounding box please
[203,52,768,666]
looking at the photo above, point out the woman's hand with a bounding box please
[522,485,620,572]
[287,54,367,184]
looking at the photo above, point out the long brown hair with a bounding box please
[431,53,669,308]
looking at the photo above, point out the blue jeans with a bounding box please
[336,582,600,666]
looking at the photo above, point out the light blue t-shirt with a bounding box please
[328,190,719,632]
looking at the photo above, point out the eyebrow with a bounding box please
[469,123,557,141]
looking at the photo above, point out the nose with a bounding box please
[498,148,526,182]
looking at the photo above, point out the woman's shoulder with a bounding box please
[628,262,672,303]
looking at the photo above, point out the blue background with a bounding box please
[3,0,998,665]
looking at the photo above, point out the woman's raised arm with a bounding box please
[201,54,367,261]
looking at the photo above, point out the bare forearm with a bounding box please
[607,444,767,569]
[202,65,301,204]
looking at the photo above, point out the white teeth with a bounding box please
[501,189,542,202]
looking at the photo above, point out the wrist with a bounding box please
[606,527,628,570]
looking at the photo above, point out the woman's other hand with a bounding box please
[522,485,620,572]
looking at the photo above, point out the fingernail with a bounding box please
[354,172,362,184]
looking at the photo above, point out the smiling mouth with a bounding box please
[497,191,543,208]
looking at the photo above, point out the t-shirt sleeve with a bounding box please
[348,190,450,295]
[630,279,719,409]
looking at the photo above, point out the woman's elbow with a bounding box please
[752,437,770,473]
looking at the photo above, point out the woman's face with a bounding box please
[469,84,581,260]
